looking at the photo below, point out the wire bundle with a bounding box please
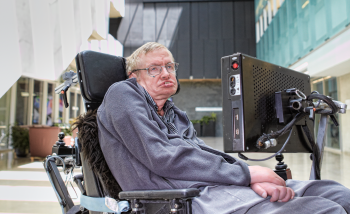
[239,91,338,162]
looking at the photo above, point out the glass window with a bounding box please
[313,81,323,94]
[256,22,260,43]
[260,16,264,37]
[58,94,64,123]
[32,80,43,124]
[325,77,337,100]
[69,92,75,119]
[314,0,327,43]
[76,94,82,117]
[256,0,349,68]
[276,0,282,9]
[299,0,312,54]
[263,9,267,31]
[312,77,340,150]
[46,83,54,126]
[16,77,30,125]
[325,77,339,149]
[0,88,11,149]
[267,1,272,23]
[289,0,300,61]
[273,0,277,16]
[330,0,347,31]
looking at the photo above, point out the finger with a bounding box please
[249,166,286,186]
[277,186,287,202]
[270,188,280,202]
[251,183,268,198]
[268,176,285,187]
[280,188,292,202]
[273,175,286,186]
[291,188,295,199]
[277,176,286,186]
[266,172,285,186]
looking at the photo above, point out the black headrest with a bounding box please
[76,50,127,105]
[76,50,180,111]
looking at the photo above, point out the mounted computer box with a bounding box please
[221,53,314,154]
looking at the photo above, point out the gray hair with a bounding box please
[125,42,175,76]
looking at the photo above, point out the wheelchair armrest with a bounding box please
[119,188,200,200]
[73,174,86,195]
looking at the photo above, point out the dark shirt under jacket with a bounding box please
[141,85,178,135]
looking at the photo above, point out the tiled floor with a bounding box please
[1,137,350,214]
[0,152,80,214]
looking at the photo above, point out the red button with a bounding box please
[232,62,239,69]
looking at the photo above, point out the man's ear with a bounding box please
[128,72,137,79]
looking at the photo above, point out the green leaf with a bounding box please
[11,125,29,150]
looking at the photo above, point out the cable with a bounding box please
[238,91,339,163]
[255,112,305,149]
[238,127,294,161]
[307,94,338,114]
[238,113,304,161]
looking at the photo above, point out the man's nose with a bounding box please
[160,66,170,78]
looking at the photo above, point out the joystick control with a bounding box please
[55,132,66,147]
[274,153,292,180]
[52,132,74,157]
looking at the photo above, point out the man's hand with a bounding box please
[251,182,295,202]
[248,166,294,202]
[248,165,285,186]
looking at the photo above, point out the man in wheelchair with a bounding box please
[95,42,350,213]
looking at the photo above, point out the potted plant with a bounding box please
[191,119,202,137]
[201,113,216,137]
[11,125,30,157]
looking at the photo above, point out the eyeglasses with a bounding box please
[131,62,179,77]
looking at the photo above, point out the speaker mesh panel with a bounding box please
[252,65,305,122]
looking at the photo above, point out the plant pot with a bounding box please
[193,123,202,137]
[29,126,61,158]
[15,148,28,158]
[202,121,216,137]
[63,136,73,146]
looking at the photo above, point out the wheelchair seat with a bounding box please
[72,50,199,214]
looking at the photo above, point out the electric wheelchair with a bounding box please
[44,50,347,214]
[44,50,200,214]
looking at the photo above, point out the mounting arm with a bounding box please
[54,71,78,108]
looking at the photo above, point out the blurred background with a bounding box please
[1,0,350,213]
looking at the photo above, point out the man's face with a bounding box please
[131,48,178,101]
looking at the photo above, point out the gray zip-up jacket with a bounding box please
[97,78,251,191]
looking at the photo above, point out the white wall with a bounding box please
[338,73,350,154]
[0,1,22,99]
[0,0,124,98]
